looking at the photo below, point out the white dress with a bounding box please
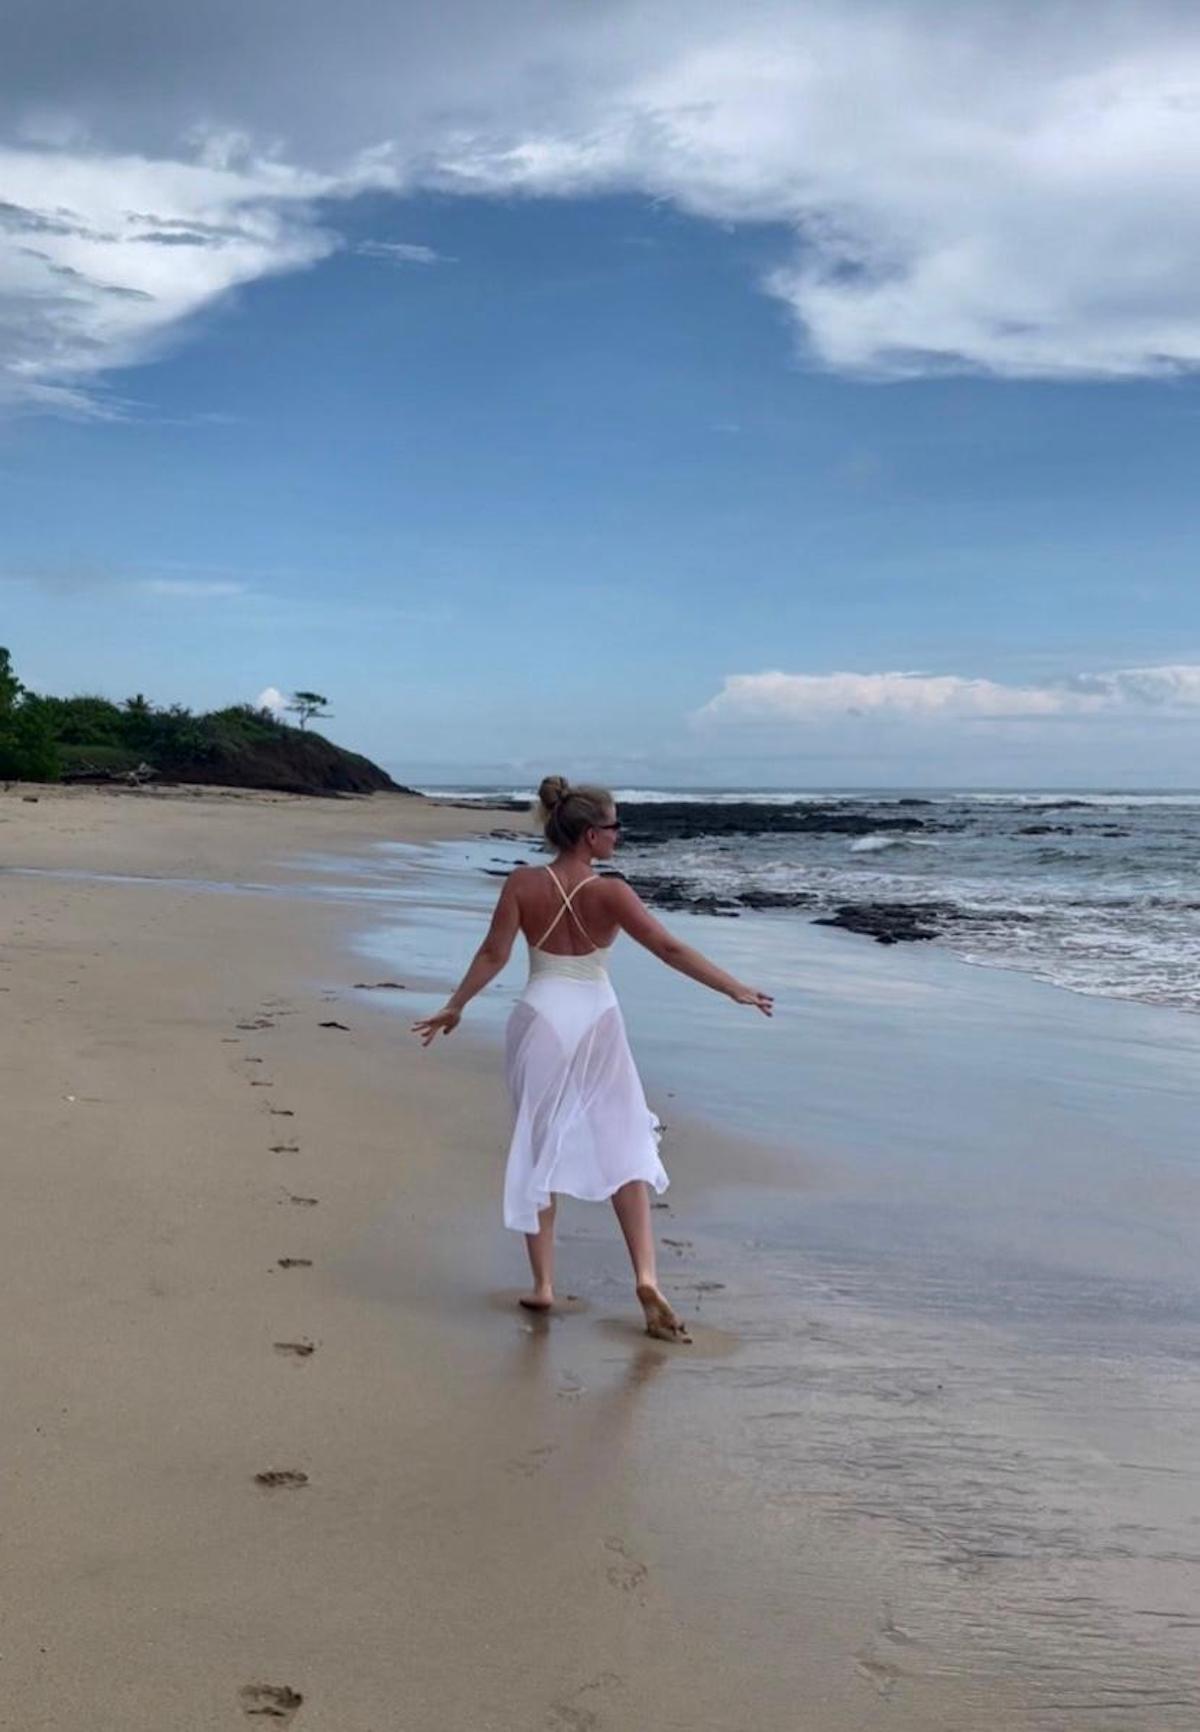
[503,868,669,1234]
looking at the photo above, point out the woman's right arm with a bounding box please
[607,881,773,1016]
[411,872,522,1045]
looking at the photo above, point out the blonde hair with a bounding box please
[535,775,614,850]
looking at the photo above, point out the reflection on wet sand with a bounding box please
[686,1233,1200,1727]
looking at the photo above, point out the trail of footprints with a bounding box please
[227,989,674,1723]
[231,994,318,1721]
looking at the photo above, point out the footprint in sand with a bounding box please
[254,1469,308,1490]
[546,1704,598,1731]
[661,1238,692,1254]
[854,1653,904,1698]
[250,1081,274,1088]
[854,1606,918,1699]
[277,1258,312,1269]
[556,1373,585,1401]
[273,1340,316,1358]
[877,1603,917,1648]
[603,1538,648,1594]
[545,1670,621,1731]
[283,1194,319,1207]
[269,1142,299,1153]
[507,1443,556,1478]
[239,1682,303,1722]
[268,1108,295,1118]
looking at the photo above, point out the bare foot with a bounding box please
[636,1283,693,1344]
[519,1289,555,1312]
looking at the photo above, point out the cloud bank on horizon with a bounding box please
[699,664,1200,725]
[4,0,1200,411]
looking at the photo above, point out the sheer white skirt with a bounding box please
[503,963,668,1233]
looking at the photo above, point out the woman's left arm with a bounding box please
[413,874,522,1045]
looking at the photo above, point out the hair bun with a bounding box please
[537,774,570,811]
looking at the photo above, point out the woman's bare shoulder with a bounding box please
[593,872,639,909]
[504,862,546,896]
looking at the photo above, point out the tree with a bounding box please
[0,646,20,716]
[285,690,332,730]
[0,647,60,781]
[121,692,155,749]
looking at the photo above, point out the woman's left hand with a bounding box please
[412,1006,462,1046]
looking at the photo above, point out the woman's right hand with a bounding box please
[729,984,774,1016]
[412,1006,463,1046]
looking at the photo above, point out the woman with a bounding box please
[414,777,773,1343]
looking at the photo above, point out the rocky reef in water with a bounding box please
[478,798,1044,944]
[466,795,938,842]
[814,900,1033,945]
[614,800,931,846]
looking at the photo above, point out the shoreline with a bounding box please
[2,785,1199,1728]
[444,784,1200,1017]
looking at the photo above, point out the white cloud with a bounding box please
[356,240,445,265]
[0,141,347,412]
[138,578,247,598]
[697,665,1200,725]
[4,2,1200,406]
[256,685,286,714]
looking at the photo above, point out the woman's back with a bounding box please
[514,863,621,955]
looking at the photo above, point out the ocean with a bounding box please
[421,787,1200,1013]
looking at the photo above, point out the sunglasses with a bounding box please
[594,820,622,831]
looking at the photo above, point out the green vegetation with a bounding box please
[0,648,399,795]
[0,647,60,781]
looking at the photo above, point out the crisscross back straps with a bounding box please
[534,866,599,950]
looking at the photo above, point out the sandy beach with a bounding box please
[2,784,1198,1730]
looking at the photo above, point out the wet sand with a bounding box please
[1,784,1197,1728]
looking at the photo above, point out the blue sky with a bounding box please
[3,2,1200,787]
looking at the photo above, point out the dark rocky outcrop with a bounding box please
[1018,823,1074,836]
[814,899,1034,946]
[622,874,740,916]
[451,794,944,842]
[813,902,951,944]
[165,729,403,796]
[615,801,927,847]
[736,887,820,910]
[479,859,818,919]
[620,872,818,916]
